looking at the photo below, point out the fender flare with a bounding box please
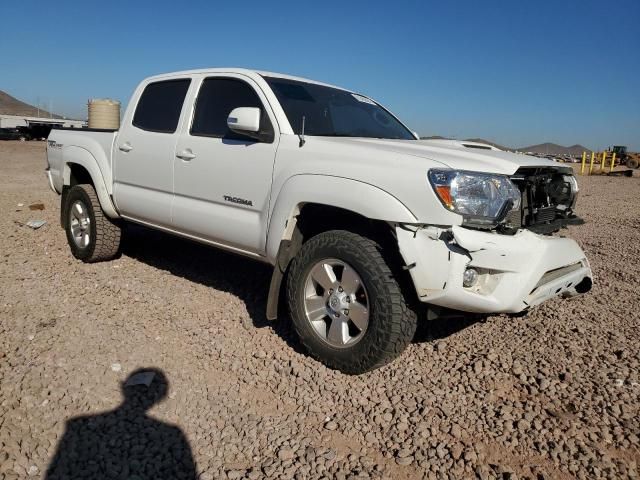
[266,174,417,263]
[62,146,119,218]
[264,175,418,320]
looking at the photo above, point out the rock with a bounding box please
[324,449,337,461]
[324,421,338,431]
[450,443,463,460]
[463,448,477,463]
[512,362,524,376]
[396,449,411,458]
[436,444,448,459]
[517,418,530,431]
[396,456,414,465]
[277,447,295,461]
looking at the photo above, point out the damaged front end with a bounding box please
[502,166,584,235]
[397,165,592,314]
[428,166,584,236]
[396,224,593,314]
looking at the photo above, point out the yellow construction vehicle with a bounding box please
[611,146,640,169]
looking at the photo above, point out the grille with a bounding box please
[534,206,556,223]
[509,167,578,234]
[504,208,521,228]
[531,262,583,292]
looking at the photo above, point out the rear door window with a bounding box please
[133,79,191,133]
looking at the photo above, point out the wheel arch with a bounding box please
[61,146,119,219]
[265,175,417,263]
[265,175,417,320]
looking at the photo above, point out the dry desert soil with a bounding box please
[0,141,638,479]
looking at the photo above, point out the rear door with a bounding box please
[113,78,192,226]
[172,74,279,254]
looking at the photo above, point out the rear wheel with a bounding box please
[64,184,122,262]
[286,230,417,374]
[626,157,639,169]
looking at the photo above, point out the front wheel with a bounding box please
[64,184,122,262]
[286,230,417,374]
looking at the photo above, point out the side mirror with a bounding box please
[227,107,260,135]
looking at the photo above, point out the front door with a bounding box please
[113,78,192,226]
[172,75,279,254]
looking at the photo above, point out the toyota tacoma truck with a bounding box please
[46,68,592,373]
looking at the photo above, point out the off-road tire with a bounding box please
[286,230,417,374]
[64,184,121,262]
[626,157,639,169]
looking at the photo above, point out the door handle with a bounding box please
[118,142,133,152]
[176,149,196,161]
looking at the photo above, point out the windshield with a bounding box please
[263,76,415,140]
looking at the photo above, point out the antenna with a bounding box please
[299,116,306,147]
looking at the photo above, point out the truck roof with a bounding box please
[144,68,350,92]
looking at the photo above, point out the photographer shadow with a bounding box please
[45,368,197,480]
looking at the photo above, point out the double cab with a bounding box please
[46,68,592,373]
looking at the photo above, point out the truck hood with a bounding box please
[315,137,561,175]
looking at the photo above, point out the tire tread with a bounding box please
[65,184,121,263]
[287,230,417,374]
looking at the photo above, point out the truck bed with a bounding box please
[46,127,119,196]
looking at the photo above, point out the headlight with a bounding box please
[428,169,521,227]
[565,174,579,192]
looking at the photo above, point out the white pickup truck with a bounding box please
[46,68,592,373]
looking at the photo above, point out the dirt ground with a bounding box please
[0,141,638,480]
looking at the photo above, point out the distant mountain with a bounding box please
[516,143,589,156]
[0,90,64,119]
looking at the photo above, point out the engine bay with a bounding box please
[504,167,584,234]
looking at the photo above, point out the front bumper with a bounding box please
[396,225,592,314]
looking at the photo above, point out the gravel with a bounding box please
[0,141,639,479]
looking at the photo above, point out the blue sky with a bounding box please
[2,0,638,150]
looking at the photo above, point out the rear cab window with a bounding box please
[133,79,191,133]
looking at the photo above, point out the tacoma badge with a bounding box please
[223,195,253,206]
